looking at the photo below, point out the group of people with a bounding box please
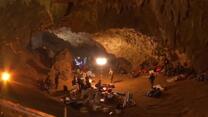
[72,68,95,92]
[70,67,135,114]
[145,57,197,98]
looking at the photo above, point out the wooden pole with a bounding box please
[64,105,67,117]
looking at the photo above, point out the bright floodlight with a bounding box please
[96,57,107,66]
[1,72,11,81]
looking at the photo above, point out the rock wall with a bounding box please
[93,28,157,66]
[0,0,51,44]
[52,0,208,71]
[0,0,208,72]
[0,0,53,80]
[49,49,73,82]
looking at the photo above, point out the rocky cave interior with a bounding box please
[0,0,208,117]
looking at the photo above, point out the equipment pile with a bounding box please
[61,80,136,115]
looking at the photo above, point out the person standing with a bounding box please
[55,72,60,89]
[85,77,92,88]
[44,76,51,93]
[109,68,114,83]
[95,80,102,90]
[148,71,156,88]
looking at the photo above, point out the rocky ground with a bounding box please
[112,75,208,117]
[49,72,208,117]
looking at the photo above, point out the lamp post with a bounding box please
[63,96,70,117]
[96,57,107,80]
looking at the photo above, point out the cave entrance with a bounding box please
[30,31,110,69]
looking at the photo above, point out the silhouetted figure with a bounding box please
[44,76,51,93]
[45,76,51,87]
[63,85,68,94]
[79,79,85,90]
[55,72,60,89]
[109,68,114,83]
[85,77,91,88]
[148,72,156,88]
[95,80,102,90]
[72,74,78,86]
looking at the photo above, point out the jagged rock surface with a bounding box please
[93,28,157,66]
[54,0,208,71]
[0,0,208,72]
[49,49,73,82]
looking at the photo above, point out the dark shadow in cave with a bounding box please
[29,32,107,64]
[64,2,74,16]
[29,31,132,73]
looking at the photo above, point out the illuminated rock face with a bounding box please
[0,0,208,71]
[55,0,208,71]
[93,28,157,66]
[49,49,73,81]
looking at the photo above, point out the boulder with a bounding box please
[48,49,73,82]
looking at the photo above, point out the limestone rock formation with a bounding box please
[48,49,73,82]
[52,0,208,71]
[0,0,208,73]
[93,28,157,67]
[0,0,52,45]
